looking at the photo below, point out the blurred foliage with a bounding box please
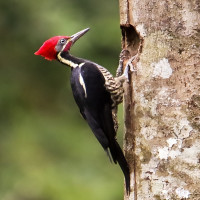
[0,0,124,199]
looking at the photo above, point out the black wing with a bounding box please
[70,62,130,194]
[70,62,114,150]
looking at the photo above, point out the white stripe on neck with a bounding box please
[57,52,78,68]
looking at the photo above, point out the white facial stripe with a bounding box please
[79,63,85,68]
[79,72,87,98]
[57,52,78,68]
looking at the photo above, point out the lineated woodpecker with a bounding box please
[34,28,130,194]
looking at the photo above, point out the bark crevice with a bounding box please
[121,24,141,200]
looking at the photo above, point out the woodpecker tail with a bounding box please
[109,141,130,195]
[98,104,130,194]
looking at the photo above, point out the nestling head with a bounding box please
[34,28,90,61]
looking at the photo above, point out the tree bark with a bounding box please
[119,0,200,199]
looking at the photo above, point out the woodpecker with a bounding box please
[35,28,130,194]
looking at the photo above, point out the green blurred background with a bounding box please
[0,0,124,199]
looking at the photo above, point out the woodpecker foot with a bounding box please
[126,55,137,72]
[121,56,137,83]
[123,64,130,80]
[116,50,138,84]
[116,50,130,77]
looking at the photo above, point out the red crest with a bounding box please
[34,36,69,60]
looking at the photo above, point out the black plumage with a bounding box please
[61,53,130,194]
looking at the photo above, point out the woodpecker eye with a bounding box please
[60,39,66,44]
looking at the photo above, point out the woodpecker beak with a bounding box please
[70,28,90,44]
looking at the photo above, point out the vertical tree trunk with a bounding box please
[119,0,200,199]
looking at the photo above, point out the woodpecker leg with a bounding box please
[116,55,137,83]
[116,49,129,77]
[123,63,130,80]
[123,56,137,82]
[126,56,137,73]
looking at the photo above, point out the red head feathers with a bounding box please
[34,36,69,61]
[35,28,90,61]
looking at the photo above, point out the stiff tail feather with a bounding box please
[110,141,130,195]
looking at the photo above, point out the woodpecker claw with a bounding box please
[116,50,129,77]
[116,49,138,81]
[116,55,137,83]
[126,56,137,72]
[123,64,130,81]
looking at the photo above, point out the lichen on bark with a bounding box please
[119,0,200,199]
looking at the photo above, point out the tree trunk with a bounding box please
[119,0,200,199]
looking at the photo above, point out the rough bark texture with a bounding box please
[119,0,200,199]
